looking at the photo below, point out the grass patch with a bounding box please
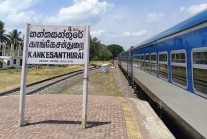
[0,65,83,93]
[61,67,122,97]
[90,61,111,66]
[0,61,111,93]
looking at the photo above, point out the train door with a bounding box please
[128,48,133,78]
[192,48,207,98]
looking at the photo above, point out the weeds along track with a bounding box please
[0,68,99,96]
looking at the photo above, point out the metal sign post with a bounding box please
[19,24,30,127]
[82,26,90,128]
[18,24,90,127]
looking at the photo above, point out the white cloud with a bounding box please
[180,3,207,15]
[110,15,124,21]
[121,30,148,37]
[7,11,41,25]
[91,29,106,36]
[0,0,112,31]
[180,6,186,12]
[187,3,207,15]
[46,0,113,25]
[146,12,164,23]
[91,29,147,39]
[0,0,40,28]
[89,29,148,50]
[0,0,39,14]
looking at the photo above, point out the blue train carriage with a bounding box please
[118,50,128,73]
[118,47,134,80]
[132,10,207,98]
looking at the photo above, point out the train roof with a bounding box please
[134,9,207,49]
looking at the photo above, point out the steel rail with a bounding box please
[0,67,99,96]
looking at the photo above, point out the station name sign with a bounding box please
[27,25,86,65]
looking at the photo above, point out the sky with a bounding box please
[0,0,207,50]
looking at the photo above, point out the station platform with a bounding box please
[132,67,207,138]
[0,94,174,139]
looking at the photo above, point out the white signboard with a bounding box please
[19,24,90,127]
[27,25,86,64]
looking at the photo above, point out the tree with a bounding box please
[98,45,112,61]
[90,37,102,60]
[0,20,8,56]
[107,44,124,59]
[7,29,23,56]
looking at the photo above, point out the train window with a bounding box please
[133,56,138,67]
[132,56,135,67]
[171,51,187,88]
[151,54,156,61]
[192,49,207,97]
[145,54,150,60]
[172,66,187,87]
[159,52,168,80]
[121,53,128,71]
[150,53,157,76]
[141,54,144,60]
[136,56,139,67]
[145,54,150,72]
[137,55,141,68]
[140,54,144,70]
[193,51,207,64]
[172,53,185,63]
[138,55,140,60]
[159,64,168,79]
[159,54,167,62]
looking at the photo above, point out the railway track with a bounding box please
[0,67,99,96]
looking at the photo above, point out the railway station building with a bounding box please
[0,44,23,69]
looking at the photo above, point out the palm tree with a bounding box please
[7,29,23,56]
[0,20,9,56]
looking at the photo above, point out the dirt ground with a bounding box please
[61,66,137,98]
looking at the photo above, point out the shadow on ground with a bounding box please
[26,120,111,128]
